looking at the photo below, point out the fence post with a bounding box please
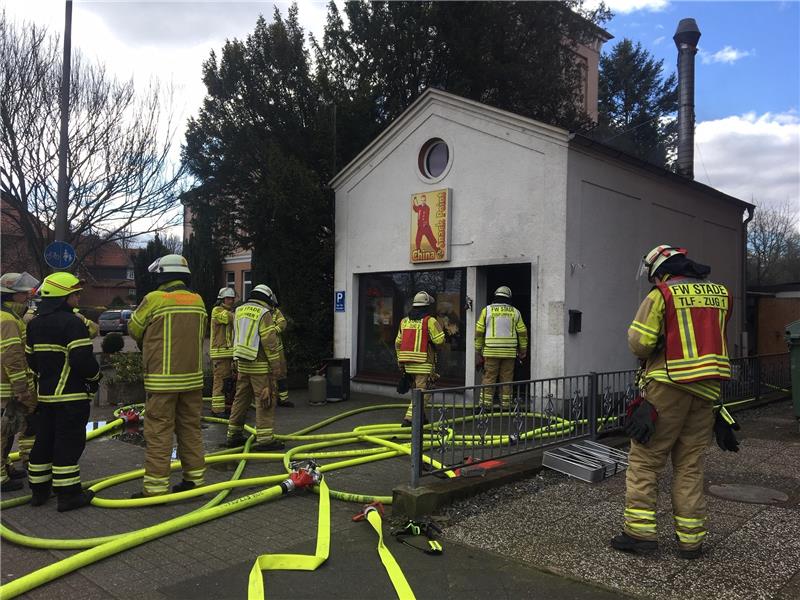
[410,388,423,489]
[589,372,599,440]
[753,355,762,402]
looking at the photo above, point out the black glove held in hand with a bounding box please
[625,396,658,445]
[714,412,740,452]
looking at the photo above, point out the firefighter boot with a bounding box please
[172,480,197,493]
[30,484,52,506]
[57,490,95,512]
[610,532,658,555]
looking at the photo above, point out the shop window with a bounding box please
[357,268,466,385]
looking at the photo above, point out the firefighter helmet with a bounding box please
[252,284,278,306]
[39,272,83,297]
[147,254,191,275]
[494,286,512,299]
[641,245,688,280]
[217,287,236,299]
[412,291,435,307]
[0,272,40,294]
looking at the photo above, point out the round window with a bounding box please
[419,139,449,179]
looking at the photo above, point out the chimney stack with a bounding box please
[673,18,701,179]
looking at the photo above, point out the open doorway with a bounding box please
[482,263,532,381]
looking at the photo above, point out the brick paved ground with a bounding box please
[1,390,621,600]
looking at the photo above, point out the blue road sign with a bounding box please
[334,290,346,312]
[44,241,76,270]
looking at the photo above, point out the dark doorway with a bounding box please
[484,263,532,381]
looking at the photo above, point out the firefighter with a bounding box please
[25,273,100,511]
[396,291,445,426]
[475,286,528,410]
[73,308,99,338]
[611,244,739,559]
[258,286,293,408]
[1,272,40,492]
[128,255,207,497]
[227,284,286,450]
[210,287,236,417]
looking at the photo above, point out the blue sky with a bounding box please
[604,1,799,122]
[4,0,799,215]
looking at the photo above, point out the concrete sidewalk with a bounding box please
[1,390,622,600]
[443,398,800,600]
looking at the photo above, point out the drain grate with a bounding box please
[543,440,629,483]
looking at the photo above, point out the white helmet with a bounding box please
[217,287,236,299]
[412,291,435,307]
[640,245,687,280]
[148,254,191,275]
[252,284,278,306]
[494,286,512,299]
[0,272,40,294]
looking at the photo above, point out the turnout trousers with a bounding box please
[142,390,206,496]
[1,392,37,482]
[211,358,233,414]
[480,357,515,409]
[227,373,277,444]
[28,401,89,497]
[623,381,714,550]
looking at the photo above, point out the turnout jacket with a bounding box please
[210,305,235,359]
[475,303,528,358]
[628,276,731,401]
[1,302,33,399]
[395,313,445,374]
[129,280,207,393]
[25,304,100,403]
[233,300,286,377]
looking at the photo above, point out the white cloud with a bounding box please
[694,112,800,210]
[599,0,670,14]
[700,45,753,65]
[653,35,665,45]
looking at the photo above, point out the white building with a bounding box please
[331,88,752,396]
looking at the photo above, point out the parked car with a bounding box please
[98,309,133,336]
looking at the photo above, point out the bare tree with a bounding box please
[0,12,184,277]
[747,200,800,286]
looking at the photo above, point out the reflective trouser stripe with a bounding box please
[211,395,226,410]
[624,507,657,537]
[674,515,707,547]
[0,464,8,483]
[255,428,273,443]
[403,374,432,420]
[143,475,170,496]
[183,468,205,485]
[17,435,35,461]
[28,462,52,485]
[52,464,81,489]
[227,424,244,439]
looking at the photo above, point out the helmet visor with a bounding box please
[147,258,161,273]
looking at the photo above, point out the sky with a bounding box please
[2,0,799,231]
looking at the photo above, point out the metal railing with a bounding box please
[409,353,791,487]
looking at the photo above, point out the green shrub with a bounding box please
[101,333,125,354]
[107,352,144,385]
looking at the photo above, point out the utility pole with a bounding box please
[54,0,73,242]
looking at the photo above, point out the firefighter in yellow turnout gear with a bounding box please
[255,286,293,408]
[128,255,208,497]
[227,284,286,450]
[1,272,39,492]
[611,245,738,560]
[475,286,528,410]
[396,291,445,426]
[210,287,236,417]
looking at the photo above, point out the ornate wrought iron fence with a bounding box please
[409,353,791,487]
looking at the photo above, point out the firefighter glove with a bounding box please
[714,407,740,452]
[625,395,658,444]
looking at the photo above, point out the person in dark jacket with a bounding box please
[26,273,100,511]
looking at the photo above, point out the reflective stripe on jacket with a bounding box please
[475,304,528,358]
[210,305,235,359]
[25,307,100,402]
[129,281,207,392]
[1,304,31,398]
[395,316,445,374]
[628,279,730,401]
[233,301,286,376]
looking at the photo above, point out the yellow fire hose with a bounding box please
[0,394,770,598]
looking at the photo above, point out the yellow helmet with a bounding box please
[640,245,687,280]
[0,272,40,294]
[148,254,191,275]
[39,272,83,297]
[412,291,435,307]
[494,286,512,299]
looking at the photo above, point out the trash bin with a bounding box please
[785,320,800,421]
[321,358,350,403]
